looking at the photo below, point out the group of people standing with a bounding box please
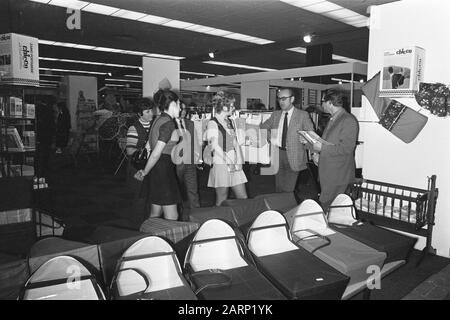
[126,86,358,225]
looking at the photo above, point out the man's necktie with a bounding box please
[281,112,288,150]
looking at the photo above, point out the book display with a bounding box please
[0,85,37,177]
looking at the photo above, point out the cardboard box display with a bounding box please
[0,33,40,86]
[380,46,425,98]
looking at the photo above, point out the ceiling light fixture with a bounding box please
[208,51,217,59]
[30,0,274,45]
[303,33,314,43]
[203,61,277,72]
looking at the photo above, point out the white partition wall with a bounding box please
[240,81,269,109]
[65,75,97,131]
[142,57,180,97]
[362,0,450,257]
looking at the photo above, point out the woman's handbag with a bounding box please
[131,146,149,170]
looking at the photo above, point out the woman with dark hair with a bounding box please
[206,92,247,206]
[135,89,182,220]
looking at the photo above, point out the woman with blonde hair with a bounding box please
[206,92,248,206]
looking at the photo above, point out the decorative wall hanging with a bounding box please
[362,72,428,144]
[415,82,450,117]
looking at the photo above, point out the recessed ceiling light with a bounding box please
[203,61,277,72]
[303,34,313,43]
[280,0,369,28]
[111,9,147,20]
[81,3,120,15]
[48,0,89,10]
[33,0,274,45]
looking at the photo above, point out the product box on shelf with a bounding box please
[22,131,35,149]
[380,46,425,98]
[8,97,23,117]
[24,103,35,118]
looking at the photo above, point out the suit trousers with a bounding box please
[176,163,200,209]
[319,183,349,213]
[275,149,299,193]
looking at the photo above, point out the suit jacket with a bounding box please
[318,110,359,190]
[176,118,201,165]
[260,108,314,171]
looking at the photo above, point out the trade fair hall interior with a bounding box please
[0,0,449,301]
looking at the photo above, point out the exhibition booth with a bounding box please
[1,0,449,301]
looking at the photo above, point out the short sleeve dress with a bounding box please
[206,118,248,188]
[146,113,182,205]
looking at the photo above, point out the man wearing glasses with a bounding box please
[260,87,314,193]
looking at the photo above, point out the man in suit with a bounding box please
[260,87,315,192]
[175,103,201,216]
[311,89,359,211]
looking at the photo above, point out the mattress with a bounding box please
[189,265,286,300]
[220,198,269,233]
[329,223,417,264]
[255,193,298,213]
[292,230,387,287]
[138,286,197,300]
[254,248,349,300]
[354,198,417,223]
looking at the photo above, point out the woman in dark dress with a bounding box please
[135,90,181,220]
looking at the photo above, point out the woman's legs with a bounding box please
[231,183,248,199]
[215,187,229,206]
[162,204,179,220]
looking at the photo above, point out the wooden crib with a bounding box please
[348,175,438,262]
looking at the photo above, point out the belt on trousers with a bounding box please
[278,146,287,151]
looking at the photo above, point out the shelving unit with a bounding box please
[0,85,37,178]
[0,84,57,255]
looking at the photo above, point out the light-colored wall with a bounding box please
[240,81,269,109]
[363,0,450,257]
[142,57,180,98]
[65,75,97,130]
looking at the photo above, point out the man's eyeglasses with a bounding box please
[277,96,292,102]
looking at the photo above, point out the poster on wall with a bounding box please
[380,46,425,97]
[0,33,39,86]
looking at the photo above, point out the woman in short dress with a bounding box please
[135,89,182,220]
[207,92,248,206]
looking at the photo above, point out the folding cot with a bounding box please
[286,200,387,299]
[184,219,285,300]
[327,194,417,264]
[247,210,349,299]
[110,236,196,300]
[19,255,106,300]
[254,192,298,214]
[220,198,269,233]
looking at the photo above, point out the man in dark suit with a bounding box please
[260,87,315,192]
[311,89,359,211]
[175,104,201,215]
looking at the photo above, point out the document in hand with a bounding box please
[298,131,333,146]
